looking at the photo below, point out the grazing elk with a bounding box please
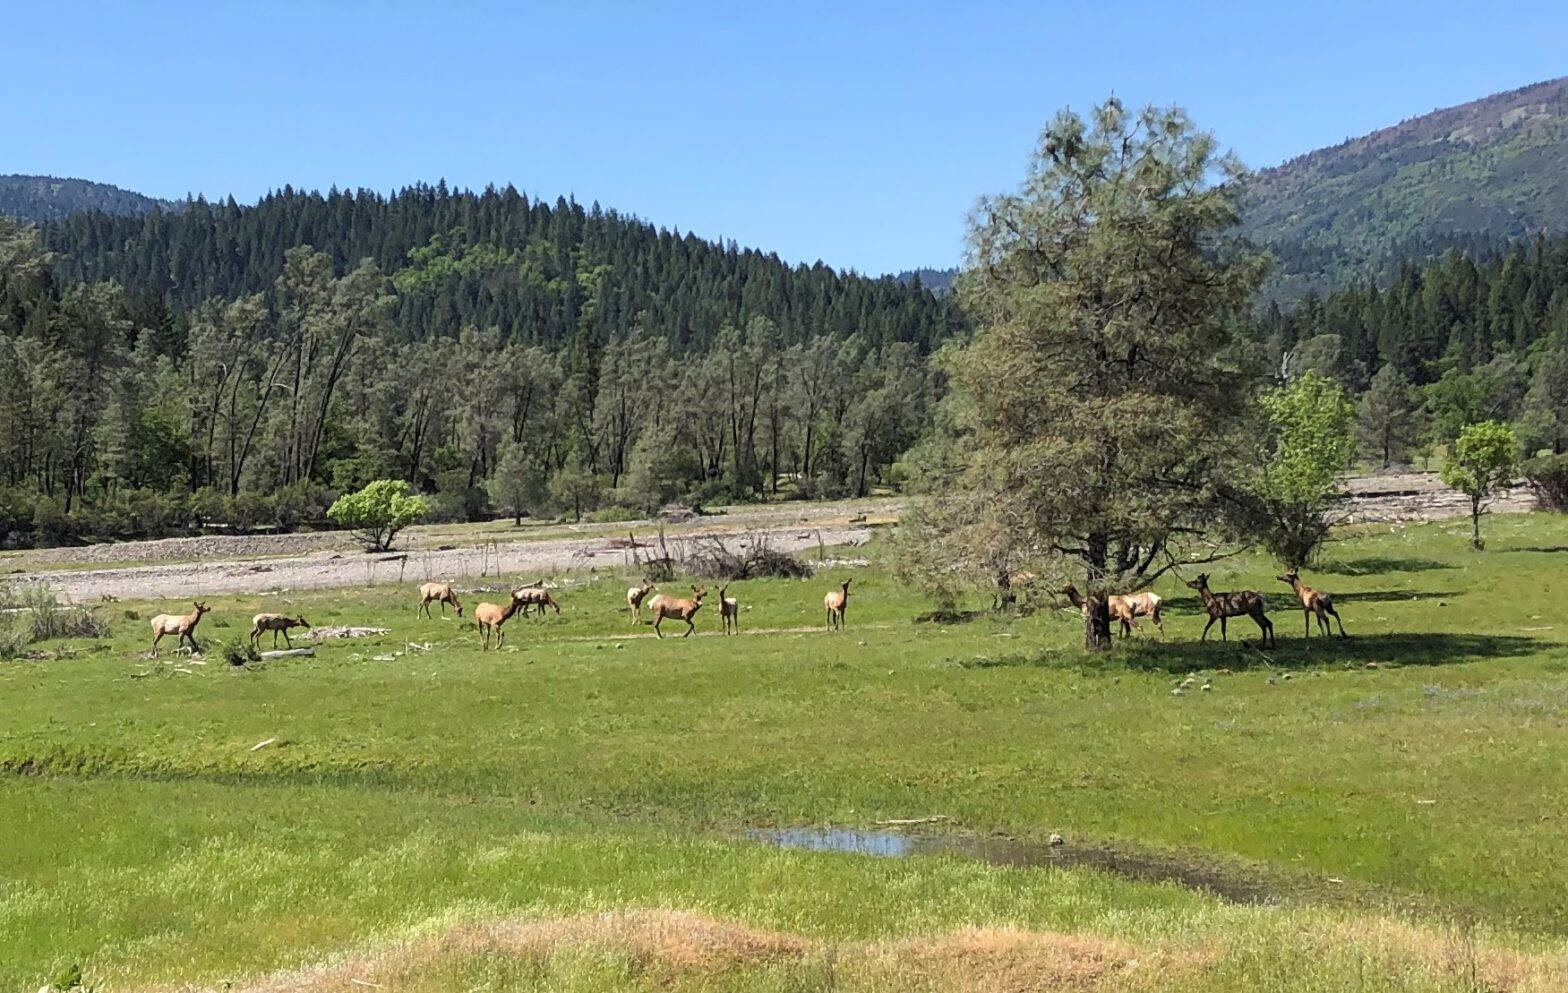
[1185,573,1275,647]
[719,584,738,635]
[1278,569,1348,639]
[474,598,522,650]
[648,586,706,638]
[417,582,463,619]
[512,584,561,617]
[150,602,210,656]
[626,579,656,625]
[249,613,311,650]
[824,579,851,631]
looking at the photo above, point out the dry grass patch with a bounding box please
[1331,918,1568,993]
[161,910,1170,993]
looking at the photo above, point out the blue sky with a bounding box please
[10,1,1567,273]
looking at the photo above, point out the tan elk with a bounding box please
[249,613,311,650]
[150,601,210,656]
[1185,573,1275,647]
[719,584,738,635]
[648,586,706,638]
[1061,582,1159,638]
[824,579,851,631]
[1278,568,1348,639]
[626,579,656,625]
[512,584,561,617]
[473,598,522,650]
[1109,590,1164,638]
[417,582,463,619]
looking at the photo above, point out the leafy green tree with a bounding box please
[1244,371,1356,568]
[1356,363,1422,468]
[1440,421,1519,550]
[1519,333,1568,455]
[326,479,428,551]
[937,97,1269,648]
[547,460,602,522]
[490,442,545,525]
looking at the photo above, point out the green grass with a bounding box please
[4,513,1568,990]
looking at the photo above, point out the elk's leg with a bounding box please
[283,629,293,649]
[250,626,261,648]
[1304,610,1312,638]
[151,630,164,655]
[183,631,201,655]
[1220,616,1228,641]
[683,617,695,638]
[1200,617,1216,642]
[1329,605,1348,638]
[654,616,664,639]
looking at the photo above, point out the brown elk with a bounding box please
[1109,591,1164,638]
[626,579,656,625]
[150,602,210,656]
[648,586,706,638]
[473,598,522,650]
[1061,582,1159,638]
[1185,573,1275,647]
[417,582,463,619]
[512,584,561,617]
[1278,569,1348,639]
[824,579,851,631]
[719,584,738,635]
[249,613,311,650]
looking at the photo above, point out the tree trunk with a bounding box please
[1083,595,1113,650]
[1470,496,1484,551]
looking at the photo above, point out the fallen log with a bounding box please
[308,626,389,640]
[260,648,315,659]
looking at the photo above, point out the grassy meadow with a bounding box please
[3,511,1568,991]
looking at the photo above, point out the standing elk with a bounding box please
[512,584,561,617]
[1109,590,1164,637]
[250,613,311,650]
[626,579,656,625]
[1063,582,1165,638]
[474,598,522,650]
[824,579,851,631]
[719,584,738,634]
[1278,569,1348,639]
[417,582,463,619]
[1185,573,1276,647]
[150,601,210,656]
[648,586,706,638]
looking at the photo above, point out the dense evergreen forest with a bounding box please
[0,187,960,546]
[3,177,1568,549]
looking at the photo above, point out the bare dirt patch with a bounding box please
[23,519,880,603]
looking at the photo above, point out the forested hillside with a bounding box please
[0,175,173,223]
[1247,76,1568,298]
[0,193,957,547]
[41,185,963,352]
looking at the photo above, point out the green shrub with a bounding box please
[326,479,429,551]
[219,635,260,667]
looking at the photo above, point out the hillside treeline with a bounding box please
[1,215,937,546]
[40,184,965,352]
[1256,234,1568,462]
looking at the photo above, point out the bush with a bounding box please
[1522,453,1568,512]
[686,533,814,580]
[326,479,429,551]
[0,583,111,651]
[220,635,260,667]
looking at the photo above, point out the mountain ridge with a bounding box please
[0,174,174,222]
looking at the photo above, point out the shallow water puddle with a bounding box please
[746,827,1277,904]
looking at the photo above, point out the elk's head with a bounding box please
[193,601,210,618]
[1183,574,1210,591]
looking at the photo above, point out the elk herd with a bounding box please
[143,564,1343,659]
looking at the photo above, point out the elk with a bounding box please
[719,584,738,635]
[1185,573,1275,647]
[1278,568,1348,639]
[1061,582,1157,638]
[1109,591,1164,638]
[150,602,210,656]
[648,586,706,638]
[417,582,463,619]
[512,584,561,617]
[626,579,656,625]
[249,613,311,650]
[824,579,851,631]
[473,598,522,650]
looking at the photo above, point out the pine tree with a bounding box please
[1356,364,1421,468]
